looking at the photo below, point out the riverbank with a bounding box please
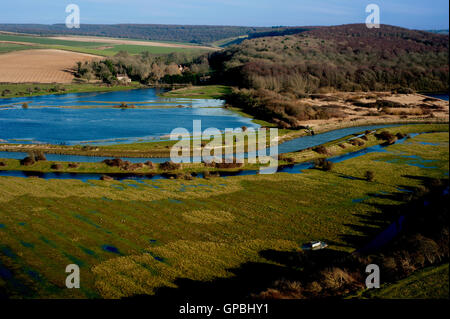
[159,85,231,99]
[0,82,144,99]
[0,122,446,159]
[0,124,447,177]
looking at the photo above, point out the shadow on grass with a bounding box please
[127,174,448,301]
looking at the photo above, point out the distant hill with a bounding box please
[427,29,449,35]
[210,24,449,93]
[0,24,276,45]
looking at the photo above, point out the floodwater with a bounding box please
[0,133,437,182]
[0,88,254,145]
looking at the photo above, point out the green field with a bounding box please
[0,42,37,54]
[160,85,232,99]
[0,83,143,99]
[0,128,448,298]
[0,34,208,57]
[359,264,449,299]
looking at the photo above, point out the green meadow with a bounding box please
[0,83,143,99]
[0,42,36,54]
[358,263,449,299]
[0,129,448,298]
[0,34,207,57]
[160,85,232,99]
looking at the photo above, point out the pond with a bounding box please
[0,88,256,145]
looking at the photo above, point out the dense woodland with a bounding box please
[75,24,449,128]
[75,51,211,85]
[210,24,449,93]
[0,24,272,44]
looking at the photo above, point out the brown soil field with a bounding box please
[48,35,218,50]
[0,49,101,83]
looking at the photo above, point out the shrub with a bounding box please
[375,131,397,144]
[314,158,334,171]
[280,156,296,163]
[144,161,155,169]
[312,145,329,155]
[20,156,35,166]
[50,163,63,170]
[68,163,79,169]
[349,139,365,146]
[0,161,6,167]
[320,267,356,291]
[159,161,181,171]
[214,162,244,169]
[365,170,375,182]
[102,158,125,167]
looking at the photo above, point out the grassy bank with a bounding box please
[357,264,449,299]
[160,85,232,99]
[0,130,448,298]
[0,83,144,99]
[1,123,447,163]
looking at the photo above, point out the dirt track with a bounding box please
[0,49,101,83]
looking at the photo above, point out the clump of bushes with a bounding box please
[364,170,375,182]
[102,158,148,171]
[20,156,35,166]
[115,102,135,108]
[68,163,80,169]
[20,151,46,166]
[314,158,334,171]
[102,158,125,167]
[159,161,182,171]
[349,139,365,147]
[312,145,329,155]
[375,131,397,145]
[279,156,296,163]
[214,162,244,169]
[203,171,220,179]
[1,89,11,97]
[50,163,63,170]
[0,161,6,167]
[144,161,155,169]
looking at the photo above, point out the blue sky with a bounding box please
[1,0,448,29]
